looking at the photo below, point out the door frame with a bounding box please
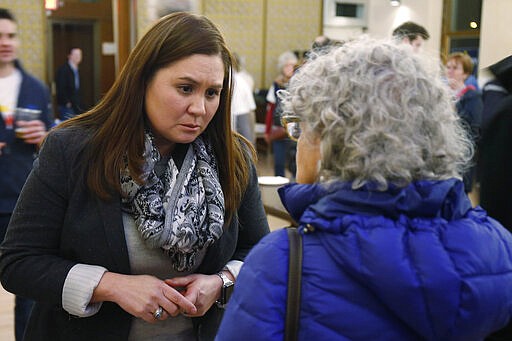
[47,18,101,111]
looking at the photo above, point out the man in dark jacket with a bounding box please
[0,7,52,341]
[479,54,512,229]
[479,95,512,231]
[479,54,512,341]
[55,47,83,120]
[480,55,512,132]
[392,21,430,53]
[480,97,512,341]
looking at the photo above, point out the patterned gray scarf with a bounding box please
[121,133,225,272]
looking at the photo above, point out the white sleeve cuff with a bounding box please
[62,264,108,317]
[224,260,243,279]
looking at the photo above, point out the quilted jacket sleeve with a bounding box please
[216,228,290,341]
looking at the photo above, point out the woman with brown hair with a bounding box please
[0,12,269,340]
[445,52,483,193]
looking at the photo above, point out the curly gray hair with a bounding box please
[280,37,472,189]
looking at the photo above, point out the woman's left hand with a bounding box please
[165,274,224,316]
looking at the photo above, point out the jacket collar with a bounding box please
[279,179,472,230]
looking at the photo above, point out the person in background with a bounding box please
[55,47,83,120]
[445,52,483,193]
[0,12,269,340]
[392,21,430,53]
[0,8,52,341]
[310,35,344,55]
[216,37,512,341]
[479,55,512,341]
[461,55,480,91]
[312,35,332,50]
[264,50,298,178]
[392,21,478,89]
[233,53,254,93]
[231,53,256,144]
[478,54,512,230]
[480,54,512,131]
[393,20,479,88]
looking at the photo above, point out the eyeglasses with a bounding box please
[280,115,302,141]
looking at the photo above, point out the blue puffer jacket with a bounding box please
[216,179,512,341]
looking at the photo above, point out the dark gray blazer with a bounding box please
[0,127,270,341]
[55,62,82,114]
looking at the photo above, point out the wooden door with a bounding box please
[51,21,95,114]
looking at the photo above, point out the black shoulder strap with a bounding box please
[285,227,303,341]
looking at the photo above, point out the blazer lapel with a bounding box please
[96,195,131,274]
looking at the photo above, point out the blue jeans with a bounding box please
[271,139,296,178]
[272,139,286,177]
[1,214,34,341]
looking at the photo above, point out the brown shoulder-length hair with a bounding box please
[446,52,474,77]
[56,12,255,224]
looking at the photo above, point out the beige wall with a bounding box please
[261,0,321,88]
[208,0,321,89]
[325,0,443,56]
[136,0,322,89]
[5,0,503,90]
[0,1,46,82]
[367,0,442,53]
[478,0,512,85]
[203,0,266,89]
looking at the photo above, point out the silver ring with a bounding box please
[153,306,163,319]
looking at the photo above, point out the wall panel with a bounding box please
[264,0,321,88]
[136,0,321,89]
[0,0,46,82]
[204,0,265,89]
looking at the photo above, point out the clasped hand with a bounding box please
[93,272,222,323]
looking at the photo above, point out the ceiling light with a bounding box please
[390,0,401,6]
[45,0,58,10]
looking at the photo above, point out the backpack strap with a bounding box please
[285,227,303,341]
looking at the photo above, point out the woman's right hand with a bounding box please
[91,272,197,323]
[447,77,464,91]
